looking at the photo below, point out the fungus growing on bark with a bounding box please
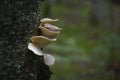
[28,18,61,66]
[43,54,55,66]
[40,18,58,26]
[30,36,56,48]
[28,43,55,66]
[39,18,61,38]
[39,24,61,38]
[28,43,43,56]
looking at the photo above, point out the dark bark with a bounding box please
[0,0,52,80]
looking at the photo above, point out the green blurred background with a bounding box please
[41,0,120,80]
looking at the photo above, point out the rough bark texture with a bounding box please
[0,0,52,80]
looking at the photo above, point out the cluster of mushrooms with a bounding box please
[28,18,62,66]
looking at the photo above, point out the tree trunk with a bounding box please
[0,0,52,80]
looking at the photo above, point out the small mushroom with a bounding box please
[43,54,55,66]
[39,23,61,38]
[30,36,56,48]
[40,18,58,26]
[28,43,55,65]
[28,43,43,56]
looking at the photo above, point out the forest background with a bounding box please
[41,0,120,80]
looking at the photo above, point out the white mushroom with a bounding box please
[43,54,55,66]
[28,43,43,56]
[30,36,56,48]
[28,43,55,66]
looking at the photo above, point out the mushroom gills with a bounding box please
[39,23,62,38]
[44,23,62,31]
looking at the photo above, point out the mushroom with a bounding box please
[40,18,58,26]
[43,54,55,66]
[28,18,61,66]
[40,18,58,23]
[39,23,61,38]
[28,43,55,66]
[30,36,56,48]
[28,43,43,56]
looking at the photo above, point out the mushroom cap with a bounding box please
[28,43,43,56]
[43,54,55,66]
[30,36,56,48]
[39,23,61,38]
[40,18,58,23]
